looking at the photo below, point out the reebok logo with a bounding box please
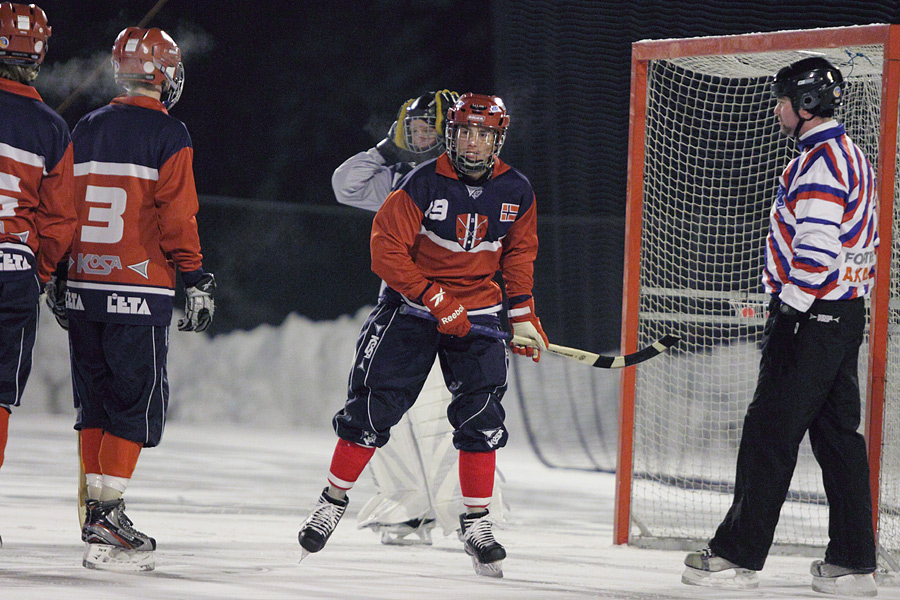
[430,287,446,306]
[441,305,464,324]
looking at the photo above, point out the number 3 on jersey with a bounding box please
[81,185,126,244]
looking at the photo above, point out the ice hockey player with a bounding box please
[682,57,878,597]
[334,89,506,546]
[0,1,76,547]
[44,27,215,572]
[299,93,548,578]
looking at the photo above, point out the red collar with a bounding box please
[111,95,168,114]
[435,153,511,180]
[0,77,43,101]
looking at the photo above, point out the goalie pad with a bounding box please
[357,361,506,539]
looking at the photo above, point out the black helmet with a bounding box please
[772,57,844,117]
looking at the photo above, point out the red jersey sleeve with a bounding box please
[34,141,77,282]
[370,189,431,300]
[500,195,538,298]
[155,146,202,273]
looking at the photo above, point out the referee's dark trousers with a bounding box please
[709,297,876,572]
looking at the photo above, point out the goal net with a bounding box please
[616,25,900,558]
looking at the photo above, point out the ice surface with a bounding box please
[4,310,899,599]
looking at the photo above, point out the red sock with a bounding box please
[0,408,9,469]
[80,428,103,474]
[98,433,142,478]
[459,450,495,510]
[327,438,375,491]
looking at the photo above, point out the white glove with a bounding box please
[511,320,549,361]
[177,273,216,332]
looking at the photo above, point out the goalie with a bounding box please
[301,93,548,578]
[332,90,505,546]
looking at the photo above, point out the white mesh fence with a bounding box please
[630,43,898,556]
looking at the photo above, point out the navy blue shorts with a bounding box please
[333,293,509,452]
[0,274,39,407]
[69,319,169,447]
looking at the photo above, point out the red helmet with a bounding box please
[112,27,184,108]
[445,93,510,176]
[0,3,50,66]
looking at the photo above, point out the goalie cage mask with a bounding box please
[0,2,50,66]
[398,90,460,153]
[112,27,184,109]
[445,93,510,177]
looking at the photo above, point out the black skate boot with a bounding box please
[298,488,349,560]
[459,509,506,578]
[82,498,156,571]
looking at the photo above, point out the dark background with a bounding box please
[26,1,900,353]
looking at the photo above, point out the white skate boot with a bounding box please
[810,559,877,597]
[682,547,758,588]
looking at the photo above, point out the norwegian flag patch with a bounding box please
[500,203,519,222]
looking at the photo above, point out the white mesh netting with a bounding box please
[629,43,900,558]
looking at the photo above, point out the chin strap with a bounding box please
[792,116,810,140]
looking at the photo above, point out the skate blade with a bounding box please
[681,566,758,589]
[83,543,154,572]
[812,573,877,597]
[471,557,503,579]
[380,527,433,546]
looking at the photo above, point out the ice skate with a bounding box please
[81,499,156,571]
[376,518,435,546]
[810,559,877,597]
[459,510,505,578]
[298,488,349,561]
[681,547,758,589]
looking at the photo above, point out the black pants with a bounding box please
[332,291,509,452]
[710,297,875,571]
[0,274,39,407]
[69,319,170,448]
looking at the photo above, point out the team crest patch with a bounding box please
[0,37,8,49]
[456,213,489,250]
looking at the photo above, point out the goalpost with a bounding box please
[616,24,900,558]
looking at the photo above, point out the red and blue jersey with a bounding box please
[371,154,538,313]
[0,77,76,283]
[68,95,203,326]
[763,121,878,311]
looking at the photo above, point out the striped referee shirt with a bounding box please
[762,120,878,312]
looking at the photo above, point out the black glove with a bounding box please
[375,121,421,165]
[178,273,216,332]
[44,274,68,330]
[763,300,803,372]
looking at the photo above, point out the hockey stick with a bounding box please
[397,304,679,369]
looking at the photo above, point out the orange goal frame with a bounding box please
[615,24,900,545]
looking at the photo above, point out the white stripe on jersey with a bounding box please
[0,141,47,174]
[67,280,175,296]
[0,242,34,256]
[418,225,503,253]
[74,161,159,181]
